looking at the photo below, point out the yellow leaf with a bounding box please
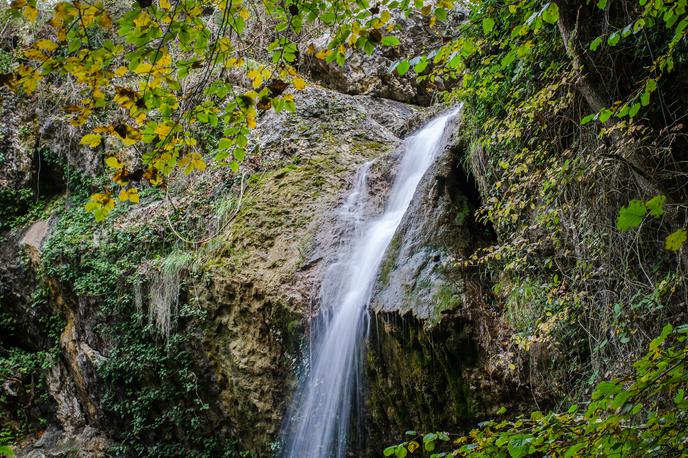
[24,5,38,22]
[252,74,263,89]
[193,158,206,172]
[80,133,101,148]
[105,156,124,169]
[114,66,127,77]
[154,123,172,138]
[133,11,151,28]
[218,37,233,52]
[293,78,306,90]
[128,188,139,203]
[239,8,249,19]
[247,115,256,129]
[119,188,130,201]
[99,13,112,28]
[36,39,58,51]
[160,0,171,10]
[134,62,153,74]
[315,49,332,60]
[24,48,47,61]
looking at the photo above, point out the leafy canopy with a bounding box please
[5,0,451,219]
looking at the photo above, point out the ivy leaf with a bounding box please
[598,108,613,123]
[616,200,646,231]
[665,229,687,252]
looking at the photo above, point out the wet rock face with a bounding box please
[364,313,479,451]
[371,121,480,322]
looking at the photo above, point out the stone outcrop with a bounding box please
[1,85,427,456]
[301,9,468,105]
[195,87,422,452]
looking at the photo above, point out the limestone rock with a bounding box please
[301,9,467,104]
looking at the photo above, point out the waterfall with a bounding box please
[281,108,460,458]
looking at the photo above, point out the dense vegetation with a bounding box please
[384,0,688,455]
[1,0,687,456]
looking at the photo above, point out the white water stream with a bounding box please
[281,109,460,458]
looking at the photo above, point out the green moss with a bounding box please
[432,285,462,322]
[379,235,401,287]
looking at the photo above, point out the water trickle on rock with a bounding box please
[281,109,460,458]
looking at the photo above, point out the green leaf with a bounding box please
[0,446,15,458]
[645,79,657,93]
[541,3,559,24]
[384,446,397,456]
[596,0,607,9]
[381,36,400,46]
[650,323,673,351]
[580,113,596,125]
[641,91,650,106]
[590,36,603,51]
[616,200,646,231]
[423,433,437,442]
[629,102,641,117]
[645,195,666,217]
[395,60,410,76]
[608,32,620,46]
[413,57,429,74]
[665,229,687,252]
[482,17,495,34]
[599,108,613,123]
[565,443,586,458]
[508,436,532,458]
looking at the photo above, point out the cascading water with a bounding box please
[281,108,460,458]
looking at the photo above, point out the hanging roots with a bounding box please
[143,250,193,339]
